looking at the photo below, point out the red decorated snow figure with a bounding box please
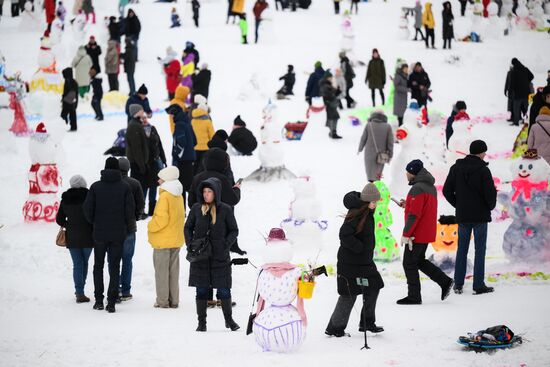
[8,77,32,136]
[22,122,61,222]
[253,228,308,353]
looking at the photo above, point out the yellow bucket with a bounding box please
[297,273,315,299]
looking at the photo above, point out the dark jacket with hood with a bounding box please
[337,191,384,296]
[208,131,228,151]
[83,169,136,243]
[408,69,431,106]
[509,59,534,100]
[403,168,438,243]
[62,68,79,108]
[340,56,355,87]
[442,4,454,40]
[184,177,239,289]
[192,69,211,99]
[125,12,141,37]
[188,148,240,208]
[125,94,152,119]
[85,43,102,73]
[169,103,197,164]
[56,188,94,248]
[305,66,325,99]
[228,126,257,155]
[443,155,497,223]
[125,117,149,174]
[320,77,340,120]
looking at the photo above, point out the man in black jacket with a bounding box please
[509,58,534,126]
[125,104,150,189]
[228,116,258,155]
[85,36,102,73]
[192,64,211,99]
[339,52,356,108]
[443,140,497,295]
[61,67,79,131]
[84,157,135,313]
[117,157,145,301]
[320,71,342,139]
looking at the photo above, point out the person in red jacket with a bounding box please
[44,0,56,33]
[253,0,268,44]
[159,48,181,100]
[396,160,454,305]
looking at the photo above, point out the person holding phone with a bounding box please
[325,183,384,337]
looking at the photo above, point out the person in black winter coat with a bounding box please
[208,129,229,151]
[407,62,431,109]
[56,175,94,303]
[277,64,295,96]
[339,52,356,108]
[443,140,497,295]
[108,16,121,42]
[125,84,152,120]
[184,177,240,332]
[192,0,200,27]
[125,8,141,61]
[117,157,144,299]
[509,58,534,126]
[305,61,325,105]
[192,64,211,99]
[142,119,167,215]
[61,67,79,131]
[320,71,342,139]
[228,116,258,155]
[126,104,150,190]
[85,36,102,73]
[529,85,550,131]
[83,157,136,313]
[325,184,384,337]
[89,67,103,121]
[442,2,454,49]
[122,37,136,95]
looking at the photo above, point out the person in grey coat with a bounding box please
[393,64,409,126]
[358,111,394,182]
[414,1,424,40]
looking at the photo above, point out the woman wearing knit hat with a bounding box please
[326,183,385,337]
[148,166,185,308]
[56,175,94,304]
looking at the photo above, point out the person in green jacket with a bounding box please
[365,48,386,107]
[239,13,248,44]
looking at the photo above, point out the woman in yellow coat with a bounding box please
[147,166,185,308]
[422,2,435,49]
[191,102,215,173]
[168,85,190,134]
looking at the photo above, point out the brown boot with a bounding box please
[76,294,90,303]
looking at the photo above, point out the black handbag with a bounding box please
[246,270,263,335]
[186,229,211,263]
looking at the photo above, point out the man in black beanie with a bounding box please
[443,140,497,295]
[84,157,136,313]
[125,83,153,120]
[228,115,258,156]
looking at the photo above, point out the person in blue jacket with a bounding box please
[305,61,325,105]
[125,84,152,121]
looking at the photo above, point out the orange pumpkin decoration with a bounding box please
[431,215,458,253]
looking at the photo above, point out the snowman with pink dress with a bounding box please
[253,228,308,353]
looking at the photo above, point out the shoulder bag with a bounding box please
[56,227,66,247]
[370,122,391,164]
[186,229,212,263]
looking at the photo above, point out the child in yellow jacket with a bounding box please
[148,166,185,308]
[422,2,435,49]
[191,102,215,172]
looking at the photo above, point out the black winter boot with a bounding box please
[221,298,240,331]
[196,299,207,331]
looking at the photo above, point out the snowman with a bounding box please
[253,228,308,353]
[246,101,296,181]
[22,122,62,222]
[530,0,546,29]
[515,0,535,30]
[446,115,473,165]
[389,104,426,198]
[19,1,42,32]
[281,176,327,264]
[340,13,356,61]
[498,149,550,262]
[485,2,506,39]
[398,12,410,40]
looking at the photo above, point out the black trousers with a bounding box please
[91,98,103,119]
[460,0,467,16]
[425,27,435,47]
[345,85,355,108]
[402,243,450,301]
[326,288,380,333]
[414,27,424,40]
[61,104,77,130]
[371,88,385,106]
[443,38,452,49]
[512,98,528,125]
[334,1,340,14]
[350,1,358,14]
[94,240,123,303]
[193,150,207,175]
[11,3,20,16]
[193,15,199,27]
[254,18,261,43]
[108,73,119,91]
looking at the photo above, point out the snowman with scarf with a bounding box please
[22,122,62,222]
[253,228,308,353]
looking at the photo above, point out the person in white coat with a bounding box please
[72,45,93,97]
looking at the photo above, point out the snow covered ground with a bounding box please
[1,0,550,366]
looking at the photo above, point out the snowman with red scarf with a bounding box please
[253,228,308,353]
[22,122,62,222]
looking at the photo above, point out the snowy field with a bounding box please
[1,0,550,366]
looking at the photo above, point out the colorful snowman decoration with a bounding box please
[428,215,471,273]
[446,114,473,164]
[8,74,32,137]
[29,37,64,94]
[372,181,399,262]
[340,13,355,58]
[246,101,296,181]
[253,228,308,353]
[22,122,62,222]
[281,176,327,264]
[498,149,550,262]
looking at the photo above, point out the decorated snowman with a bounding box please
[428,215,471,273]
[398,11,410,40]
[340,12,356,60]
[498,149,550,262]
[8,74,32,137]
[246,101,296,181]
[253,228,308,353]
[23,122,62,222]
[372,181,399,262]
[281,176,327,264]
[446,115,473,164]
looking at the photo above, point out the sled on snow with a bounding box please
[457,325,522,352]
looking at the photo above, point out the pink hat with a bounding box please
[267,228,286,241]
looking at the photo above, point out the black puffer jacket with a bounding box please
[228,127,257,156]
[509,59,534,100]
[443,155,497,223]
[83,169,136,243]
[188,148,240,208]
[185,178,239,289]
[61,67,79,107]
[56,188,94,248]
[320,77,340,120]
[336,191,384,296]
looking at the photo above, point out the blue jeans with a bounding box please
[69,248,93,295]
[454,223,488,289]
[119,232,136,295]
[196,287,231,300]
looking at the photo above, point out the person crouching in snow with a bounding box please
[148,166,185,308]
[325,183,384,337]
[170,7,181,28]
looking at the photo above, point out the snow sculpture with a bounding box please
[446,113,473,164]
[373,181,399,262]
[8,75,32,136]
